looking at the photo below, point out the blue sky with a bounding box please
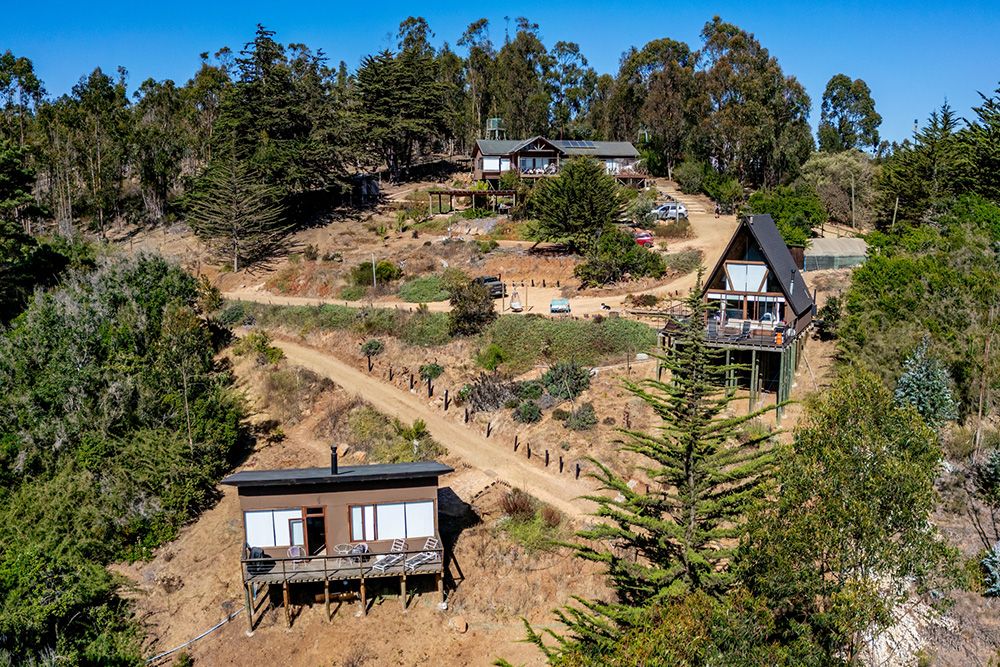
[3,0,998,144]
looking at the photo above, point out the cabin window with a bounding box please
[244,509,304,548]
[483,157,500,171]
[500,158,511,172]
[724,262,768,293]
[348,501,436,542]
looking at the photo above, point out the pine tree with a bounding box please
[532,156,623,254]
[894,335,958,430]
[186,152,289,272]
[564,272,778,634]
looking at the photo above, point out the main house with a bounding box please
[661,214,816,425]
[471,136,645,188]
[222,449,453,632]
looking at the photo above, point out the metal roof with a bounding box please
[804,237,869,257]
[221,461,454,488]
[473,138,640,159]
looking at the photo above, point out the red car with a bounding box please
[633,230,655,247]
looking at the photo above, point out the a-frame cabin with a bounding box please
[661,214,816,424]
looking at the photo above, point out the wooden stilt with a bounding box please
[750,349,758,411]
[360,575,367,616]
[401,572,408,611]
[324,580,331,622]
[244,583,254,636]
[283,581,291,627]
[437,572,445,605]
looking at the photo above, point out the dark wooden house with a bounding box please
[661,214,816,424]
[222,450,453,632]
[471,136,645,187]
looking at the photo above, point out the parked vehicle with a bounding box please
[633,230,655,247]
[472,275,506,298]
[654,202,688,220]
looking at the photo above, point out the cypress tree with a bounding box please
[564,272,778,635]
[893,335,958,431]
[532,156,623,254]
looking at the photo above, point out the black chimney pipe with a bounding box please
[331,445,338,475]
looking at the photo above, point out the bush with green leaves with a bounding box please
[232,331,284,363]
[350,260,403,286]
[565,402,598,431]
[0,255,249,663]
[542,362,591,399]
[514,400,542,424]
[574,229,666,287]
[447,280,497,337]
[475,343,504,370]
[516,380,544,400]
[984,542,1000,597]
[361,339,385,357]
[398,275,449,302]
[893,336,958,431]
[419,363,444,380]
[552,408,570,421]
[749,182,826,247]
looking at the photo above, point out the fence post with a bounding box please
[514,435,518,449]
[464,407,469,423]
[545,450,549,467]
[367,355,372,372]
[427,377,433,398]
[559,456,563,473]
[575,463,580,479]
[389,367,393,381]
[410,373,414,389]
[486,422,491,438]
[527,443,531,459]
[444,389,449,410]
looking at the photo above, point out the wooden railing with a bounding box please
[240,542,445,584]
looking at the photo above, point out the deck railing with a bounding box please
[240,542,445,584]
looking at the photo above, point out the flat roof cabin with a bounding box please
[221,449,454,631]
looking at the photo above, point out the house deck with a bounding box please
[242,550,445,586]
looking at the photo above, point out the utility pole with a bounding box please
[891,196,899,233]
[371,252,377,290]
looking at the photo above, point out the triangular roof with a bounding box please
[705,214,813,318]
[472,137,640,159]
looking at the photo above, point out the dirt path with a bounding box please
[273,338,597,519]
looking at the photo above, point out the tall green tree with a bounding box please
[894,335,959,431]
[457,19,495,144]
[532,156,623,253]
[187,151,289,271]
[698,16,813,187]
[818,74,882,153]
[740,369,955,664]
[491,18,554,138]
[133,78,186,221]
[565,276,777,633]
[961,84,1000,202]
[0,51,45,148]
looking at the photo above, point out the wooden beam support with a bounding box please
[437,572,445,606]
[360,575,367,617]
[324,580,331,622]
[401,572,408,611]
[244,583,254,636]
[283,581,291,628]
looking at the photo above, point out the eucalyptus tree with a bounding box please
[491,18,554,138]
[0,50,45,147]
[133,78,186,221]
[818,74,882,153]
[457,19,495,142]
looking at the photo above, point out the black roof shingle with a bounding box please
[221,461,454,488]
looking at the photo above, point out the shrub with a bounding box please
[338,285,366,301]
[232,331,284,363]
[674,159,707,194]
[464,372,518,413]
[574,229,666,287]
[552,408,570,421]
[398,310,451,347]
[303,244,319,261]
[448,281,497,337]
[419,363,444,380]
[398,275,449,302]
[197,275,223,313]
[627,293,660,308]
[662,250,702,276]
[540,506,562,529]
[817,295,842,341]
[215,301,248,326]
[475,343,504,370]
[542,361,591,399]
[983,542,1000,596]
[476,239,499,253]
[513,400,542,423]
[654,218,692,239]
[361,339,384,357]
[499,488,536,521]
[515,380,544,400]
[602,416,616,426]
[565,402,598,431]
[350,260,403,286]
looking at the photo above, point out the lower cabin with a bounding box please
[221,448,454,632]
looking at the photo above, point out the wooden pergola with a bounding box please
[428,189,517,215]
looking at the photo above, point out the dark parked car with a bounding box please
[473,275,506,298]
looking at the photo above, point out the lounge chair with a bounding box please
[404,537,441,572]
[707,321,719,340]
[728,320,751,342]
[372,538,407,573]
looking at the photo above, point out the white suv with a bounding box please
[654,202,688,220]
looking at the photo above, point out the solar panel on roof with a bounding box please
[580,141,596,148]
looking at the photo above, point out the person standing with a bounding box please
[715,203,721,218]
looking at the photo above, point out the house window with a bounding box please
[348,501,436,542]
[500,158,511,172]
[483,157,500,171]
[244,509,304,548]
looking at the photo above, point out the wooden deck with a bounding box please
[243,552,444,585]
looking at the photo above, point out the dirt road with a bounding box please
[274,338,597,519]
